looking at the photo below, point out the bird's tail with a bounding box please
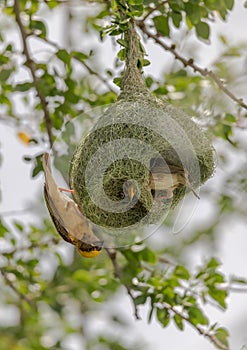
[42,152,58,193]
[185,174,200,199]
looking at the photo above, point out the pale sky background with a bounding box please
[0,2,247,350]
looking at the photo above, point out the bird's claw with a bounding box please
[58,187,75,194]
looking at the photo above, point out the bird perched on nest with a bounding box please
[42,152,103,258]
[125,158,200,203]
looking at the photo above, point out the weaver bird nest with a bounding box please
[69,25,215,235]
[70,98,215,229]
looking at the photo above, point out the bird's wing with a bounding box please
[42,152,101,245]
[44,184,73,244]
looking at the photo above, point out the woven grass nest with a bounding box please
[70,25,215,230]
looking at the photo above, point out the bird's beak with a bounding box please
[127,185,136,201]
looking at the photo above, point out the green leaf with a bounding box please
[109,28,122,36]
[195,21,210,40]
[173,314,184,330]
[185,3,207,25]
[45,0,60,9]
[223,113,236,124]
[117,39,129,48]
[0,220,9,237]
[32,154,43,178]
[161,286,176,304]
[0,54,9,65]
[129,0,143,6]
[230,276,247,285]
[129,0,144,16]
[113,77,122,87]
[14,221,24,232]
[57,49,71,65]
[36,72,57,96]
[138,247,156,264]
[27,1,39,14]
[154,85,168,95]
[139,58,150,67]
[187,306,209,326]
[73,269,92,283]
[208,287,227,309]
[207,257,220,269]
[219,35,228,44]
[205,272,225,285]
[0,95,11,108]
[156,307,170,327]
[0,68,12,81]
[214,327,229,348]
[145,76,153,88]
[171,12,182,28]
[71,51,88,61]
[14,82,33,92]
[134,294,147,305]
[225,0,234,10]
[185,15,193,30]
[111,0,118,12]
[117,48,126,61]
[168,0,184,12]
[3,6,14,15]
[30,20,47,39]
[174,265,190,280]
[23,156,32,162]
[153,16,170,36]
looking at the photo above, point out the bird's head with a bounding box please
[77,240,104,258]
[122,179,139,203]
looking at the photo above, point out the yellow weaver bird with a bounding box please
[42,152,103,258]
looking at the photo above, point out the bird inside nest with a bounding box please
[149,157,200,201]
[120,157,200,205]
[122,179,139,204]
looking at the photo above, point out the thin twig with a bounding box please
[73,57,118,94]
[0,268,33,307]
[105,248,141,320]
[163,302,230,350]
[14,0,54,148]
[158,256,176,266]
[137,22,247,110]
[141,1,168,23]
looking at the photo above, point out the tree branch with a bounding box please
[105,248,141,320]
[137,22,247,111]
[162,302,230,350]
[14,0,54,149]
[141,1,168,23]
[0,267,33,307]
[73,57,118,94]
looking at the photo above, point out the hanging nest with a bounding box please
[70,22,215,230]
